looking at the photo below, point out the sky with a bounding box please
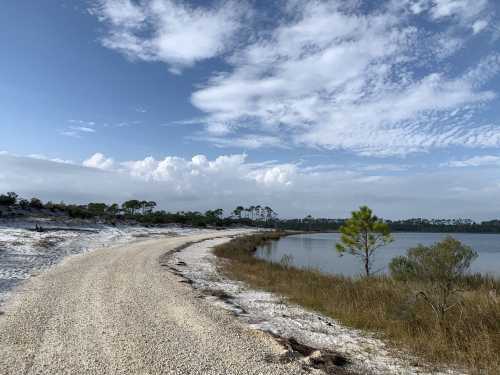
[1,0,500,220]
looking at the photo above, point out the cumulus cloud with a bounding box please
[247,165,296,187]
[119,153,297,190]
[191,1,500,156]
[122,153,247,180]
[83,153,115,170]
[92,0,247,73]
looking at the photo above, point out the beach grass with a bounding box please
[213,232,500,374]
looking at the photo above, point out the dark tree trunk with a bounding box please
[364,231,370,277]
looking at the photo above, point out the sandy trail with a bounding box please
[0,230,305,375]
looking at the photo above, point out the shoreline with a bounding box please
[165,236,461,375]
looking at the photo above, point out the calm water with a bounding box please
[255,232,500,277]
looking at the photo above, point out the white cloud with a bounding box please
[472,19,489,34]
[429,0,488,22]
[70,126,96,133]
[69,120,96,126]
[191,2,499,156]
[94,152,297,191]
[89,1,500,156]
[247,165,296,187]
[402,0,494,36]
[61,120,97,137]
[83,153,115,170]
[194,134,285,149]
[27,154,74,165]
[404,0,490,27]
[60,130,81,138]
[121,153,250,184]
[92,0,246,73]
[446,155,500,167]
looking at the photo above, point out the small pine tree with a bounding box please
[336,206,393,277]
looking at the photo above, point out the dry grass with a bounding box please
[214,232,500,374]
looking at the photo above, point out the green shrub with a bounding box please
[390,236,478,322]
[0,192,18,206]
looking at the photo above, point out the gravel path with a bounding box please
[0,230,306,375]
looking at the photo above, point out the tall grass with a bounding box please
[214,232,500,374]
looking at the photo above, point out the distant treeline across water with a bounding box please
[275,217,500,233]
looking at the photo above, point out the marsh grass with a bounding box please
[214,232,500,374]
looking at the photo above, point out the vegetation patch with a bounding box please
[213,232,500,374]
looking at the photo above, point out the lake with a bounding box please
[255,232,500,277]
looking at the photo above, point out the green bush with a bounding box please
[0,192,18,206]
[29,197,44,209]
[390,236,478,322]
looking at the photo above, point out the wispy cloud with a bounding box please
[445,155,500,167]
[0,151,75,165]
[472,19,489,34]
[191,134,286,150]
[69,119,95,125]
[400,0,492,33]
[89,1,500,156]
[111,120,142,128]
[61,120,97,138]
[28,154,75,164]
[60,130,82,138]
[70,126,95,133]
[190,1,500,156]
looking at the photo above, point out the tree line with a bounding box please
[3,191,500,232]
[275,215,500,233]
[0,192,278,228]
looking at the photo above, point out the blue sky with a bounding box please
[1,0,500,219]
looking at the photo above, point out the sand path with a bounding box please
[0,230,305,374]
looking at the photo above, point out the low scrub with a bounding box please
[214,232,500,374]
